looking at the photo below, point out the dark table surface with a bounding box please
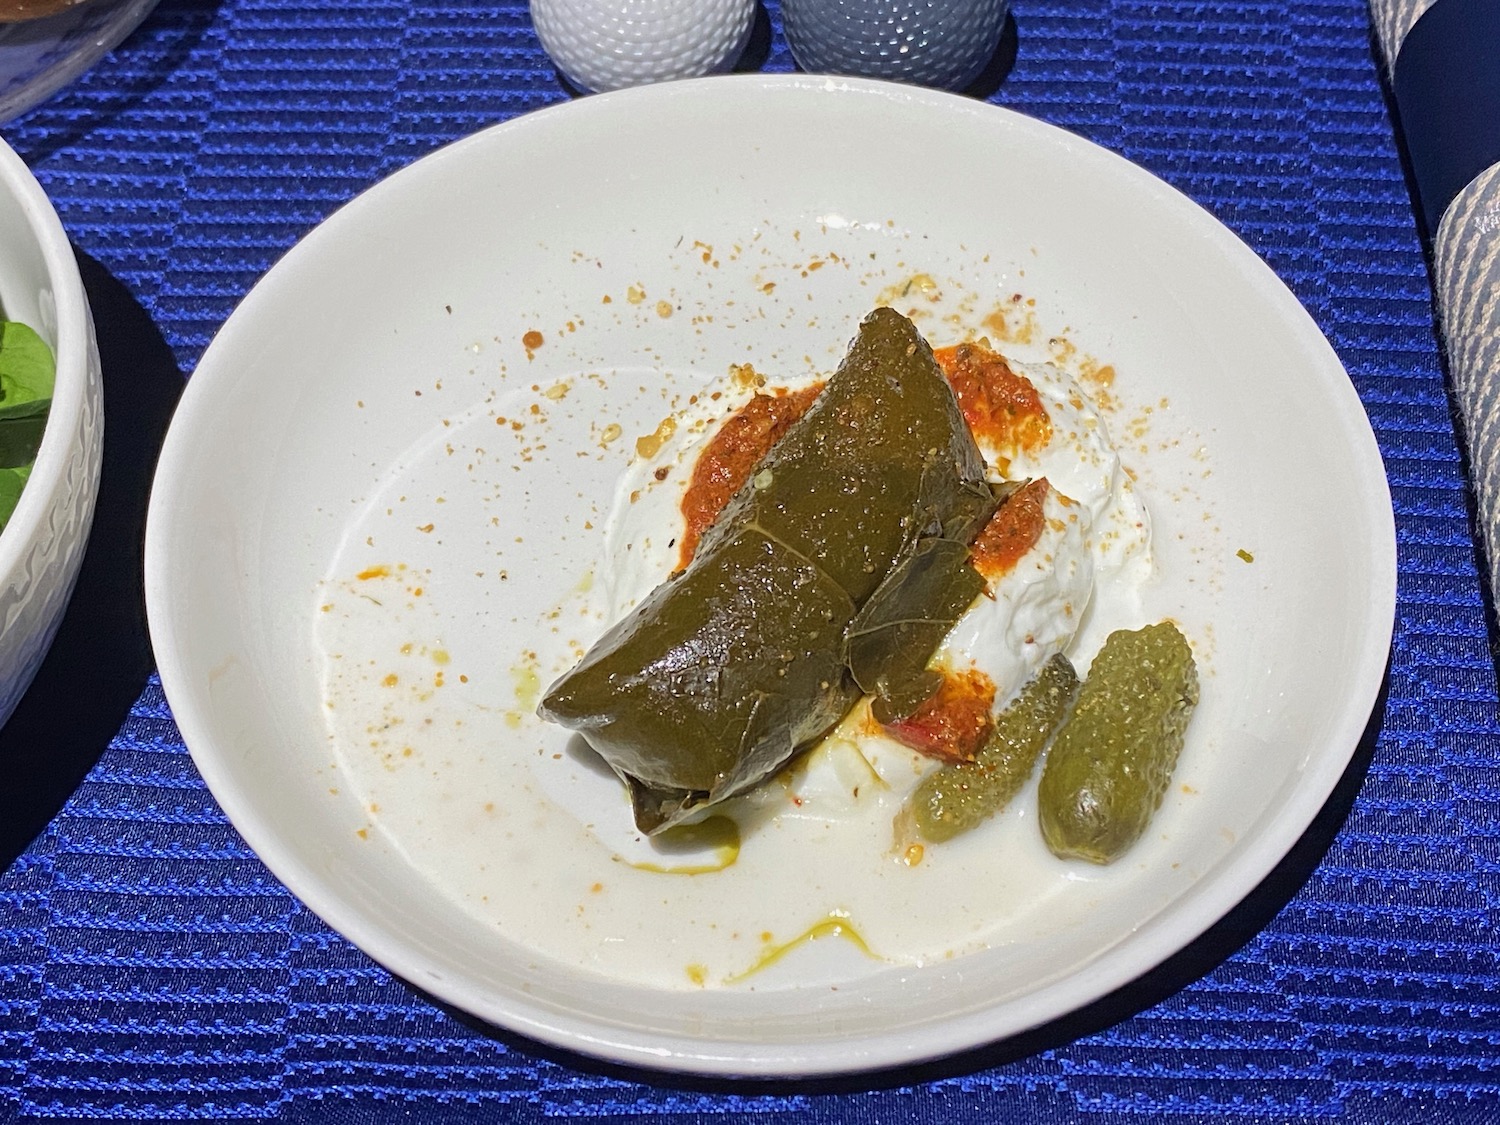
[1,0,1496,1121]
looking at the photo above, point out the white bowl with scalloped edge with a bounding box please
[0,134,101,729]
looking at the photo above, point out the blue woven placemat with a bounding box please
[2,0,1496,1120]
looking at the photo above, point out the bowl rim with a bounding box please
[142,72,1400,1078]
[0,135,91,576]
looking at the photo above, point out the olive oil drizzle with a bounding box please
[724,910,879,984]
[620,816,741,875]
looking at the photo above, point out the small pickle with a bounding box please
[1038,621,1199,864]
[908,654,1079,843]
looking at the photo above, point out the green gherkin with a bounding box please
[1038,621,1199,864]
[909,654,1079,843]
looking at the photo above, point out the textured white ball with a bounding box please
[532,0,756,94]
[783,0,1009,91]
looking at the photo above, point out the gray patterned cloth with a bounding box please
[1371,0,1500,600]
[1371,0,1435,70]
[1434,166,1500,589]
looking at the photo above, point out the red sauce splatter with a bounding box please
[933,342,1051,459]
[970,478,1050,579]
[882,668,997,763]
[676,383,823,569]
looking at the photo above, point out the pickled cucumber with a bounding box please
[1038,621,1198,864]
[908,654,1079,843]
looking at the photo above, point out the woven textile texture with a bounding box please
[1,0,1497,1122]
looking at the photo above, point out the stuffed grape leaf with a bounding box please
[539,308,997,832]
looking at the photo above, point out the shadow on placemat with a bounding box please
[963,12,1018,100]
[0,249,182,872]
[425,668,1387,1093]
[733,1,775,75]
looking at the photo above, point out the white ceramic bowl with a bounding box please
[145,75,1396,1077]
[0,135,102,728]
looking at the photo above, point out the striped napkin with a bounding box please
[1372,0,1500,599]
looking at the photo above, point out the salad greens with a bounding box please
[0,320,55,529]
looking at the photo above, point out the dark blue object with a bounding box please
[1393,0,1500,234]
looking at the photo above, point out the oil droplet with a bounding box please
[876,272,940,306]
[623,816,741,875]
[685,963,708,986]
[357,564,391,581]
[636,415,677,459]
[1083,359,1116,387]
[724,911,878,983]
[504,660,541,728]
[512,662,540,707]
[522,330,544,350]
[432,649,451,666]
[728,362,764,391]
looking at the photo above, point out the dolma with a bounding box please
[539,308,998,832]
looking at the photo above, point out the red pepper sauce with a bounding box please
[881,480,1050,761]
[933,342,1051,464]
[970,478,1050,580]
[675,348,1050,764]
[676,383,823,570]
[881,668,997,763]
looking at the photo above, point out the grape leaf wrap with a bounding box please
[539,308,997,832]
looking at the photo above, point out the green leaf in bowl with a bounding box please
[0,397,49,468]
[0,320,55,404]
[0,465,28,527]
[0,320,54,522]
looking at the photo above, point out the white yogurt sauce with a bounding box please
[320,341,1160,992]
